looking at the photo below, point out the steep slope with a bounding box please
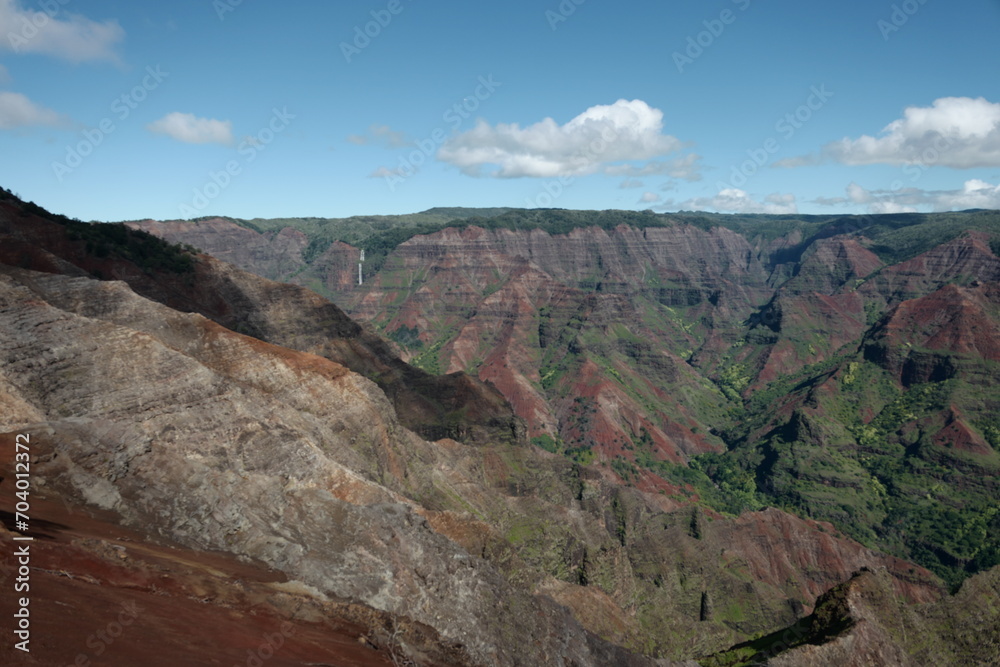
[740,236,884,385]
[351,223,769,468]
[732,241,1000,587]
[0,196,523,447]
[131,208,517,294]
[864,281,1000,384]
[0,264,656,666]
[861,231,1000,305]
[0,445,469,667]
[134,216,311,281]
[0,192,960,662]
[134,213,781,461]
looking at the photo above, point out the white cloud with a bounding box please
[348,123,412,148]
[813,182,924,212]
[147,112,233,145]
[437,99,686,178]
[0,0,124,64]
[619,178,644,189]
[870,201,919,214]
[846,182,872,204]
[674,188,797,214]
[936,179,1000,209]
[604,153,703,181]
[0,91,66,129]
[822,97,1000,168]
[816,180,1000,213]
[640,192,660,203]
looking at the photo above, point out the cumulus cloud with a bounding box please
[0,0,124,64]
[437,99,686,178]
[347,123,412,148]
[872,201,920,213]
[813,97,1000,168]
[147,112,233,145]
[673,188,797,214]
[0,91,66,129]
[846,182,873,204]
[640,192,661,203]
[935,179,1000,210]
[815,180,1000,213]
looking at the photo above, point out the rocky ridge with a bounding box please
[0,262,654,666]
[705,565,1000,666]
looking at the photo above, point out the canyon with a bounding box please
[133,210,1000,592]
[1,192,998,664]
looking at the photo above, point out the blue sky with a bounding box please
[1,0,999,221]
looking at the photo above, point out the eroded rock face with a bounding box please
[377,224,769,302]
[862,232,1000,304]
[126,216,1000,481]
[0,449,472,667]
[348,224,772,464]
[131,219,775,463]
[792,237,883,293]
[0,265,653,666]
[133,217,310,281]
[1,203,523,448]
[141,254,526,446]
[864,282,1000,383]
[356,223,772,346]
[735,236,882,386]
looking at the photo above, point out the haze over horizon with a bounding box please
[1,0,999,221]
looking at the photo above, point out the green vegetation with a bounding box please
[386,324,423,350]
[698,619,812,667]
[0,189,198,274]
[718,362,751,400]
[738,359,1000,590]
[66,221,197,274]
[611,456,641,484]
[410,335,449,374]
[531,433,561,454]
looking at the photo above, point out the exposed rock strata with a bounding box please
[0,265,650,666]
[5,198,993,663]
